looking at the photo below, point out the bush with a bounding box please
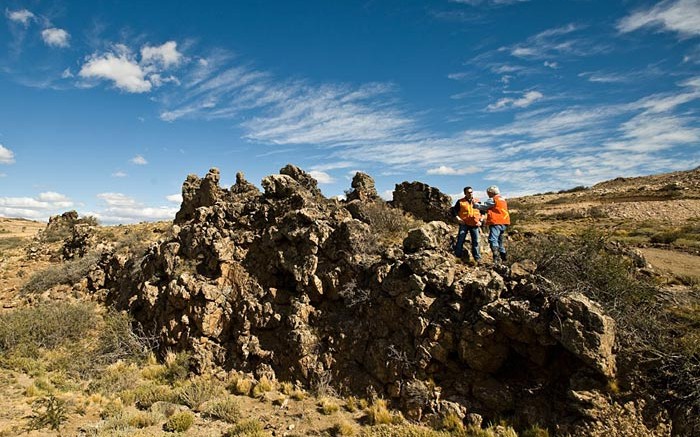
[132,383,175,409]
[558,185,588,194]
[251,376,275,398]
[177,376,223,411]
[331,419,357,436]
[202,396,241,423]
[163,410,194,432]
[28,395,68,431]
[650,230,681,244]
[359,424,450,437]
[20,252,100,294]
[0,302,95,354]
[365,399,403,425]
[511,229,700,432]
[87,362,140,396]
[227,373,253,396]
[95,310,155,365]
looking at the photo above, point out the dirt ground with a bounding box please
[639,248,700,280]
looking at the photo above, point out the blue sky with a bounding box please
[1,0,699,223]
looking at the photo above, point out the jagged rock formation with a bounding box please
[88,166,669,435]
[392,181,453,223]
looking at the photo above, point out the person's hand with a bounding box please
[455,216,464,224]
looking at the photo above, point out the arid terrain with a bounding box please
[0,166,698,437]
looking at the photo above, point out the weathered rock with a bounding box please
[85,165,666,436]
[392,181,453,222]
[550,293,616,378]
[346,172,380,202]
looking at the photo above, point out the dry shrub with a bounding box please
[87,362,140,396]
[365,398,403,425]
[202,396,241,423]
[95,310,156,366]
[177,376,224,411]
[131,383,175,409]
[520,425,550,437]
[28,394,68,431]
[319,397,340,415]
[127,410,160,428]
[161,350,190,383]
[0,302,95,354]
[511,229,700,433]
[20,252,100,294]
[227,373,253,396]
[251,376,275,398]
[358,423,449,436]
[437,413,464,432]
[331,419,357,436]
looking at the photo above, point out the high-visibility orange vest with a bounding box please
[486,195,510,225]
[457,197,481,226]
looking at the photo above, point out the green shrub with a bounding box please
[176,376,223,411]
[163,410,194,432]
[28,395,68,431]
[521,425,550,437]
[0,302,95,353]
[87,362,140,396]
[650,230,681,244]
[132,383,175,409]
[162,351,190,384]
[202,396,241,423]
[20,252,100,294]
[359,424,449,437]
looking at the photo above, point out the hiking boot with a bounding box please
[500,251,507,262]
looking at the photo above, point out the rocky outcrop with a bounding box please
[346,172,380,202]
[392,181,453,223]
[88,165,668,435]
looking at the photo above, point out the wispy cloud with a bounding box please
[0,144,15,164]
[507,23,609,60]
[166,194,183,203]
[487,90,543,111]
[111,170,127,177]
[6,9,35,26]
[130,155,148,165]
[41,28,70,48]
[618,0,700,38]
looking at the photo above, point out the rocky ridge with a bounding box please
[85,165,668,435]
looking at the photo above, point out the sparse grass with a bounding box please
[0,237,23,252]
[319,397,340,415]
[202,396,241,423]
[520,425,550,437]
[251,376,275,398]
[163,410,194,432]
[227,373,253,396]
[20,252,100,294]
[225,418,270,437]
[127,410,160,428]
[345,396,359,412]
[87,362,140,396]
[358,424,450,437]
[331,419,357,436]
[437,413,464,432]
[365,399,403,425]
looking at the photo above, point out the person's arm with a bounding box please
[452,200,464,223]
[475,198,495,212]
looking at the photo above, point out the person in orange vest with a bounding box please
[451,186,482,262]
[476,185,510,265]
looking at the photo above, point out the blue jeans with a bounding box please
[454,225,480,260]
[488,225,507,260]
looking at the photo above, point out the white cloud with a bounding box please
[166,194,183,203]
[97,192,138,207]
[0,192,74,220]
[41,28,70,48]
[61,68,74,78]
[0,144,15,164]
[487,90,543,111]
[618,0,700,38]
[579,71,629,83]
[111,171,127,177]
[141,41,183,68]
[380,190,393,201]
[79,51,152,93]
[130,155,148,165]
[308,170,335,184]
[426,165,479,175]
[95,192,177,224]
[6,9,34,26]
[605,113,700,152]
[544,61,558,68]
